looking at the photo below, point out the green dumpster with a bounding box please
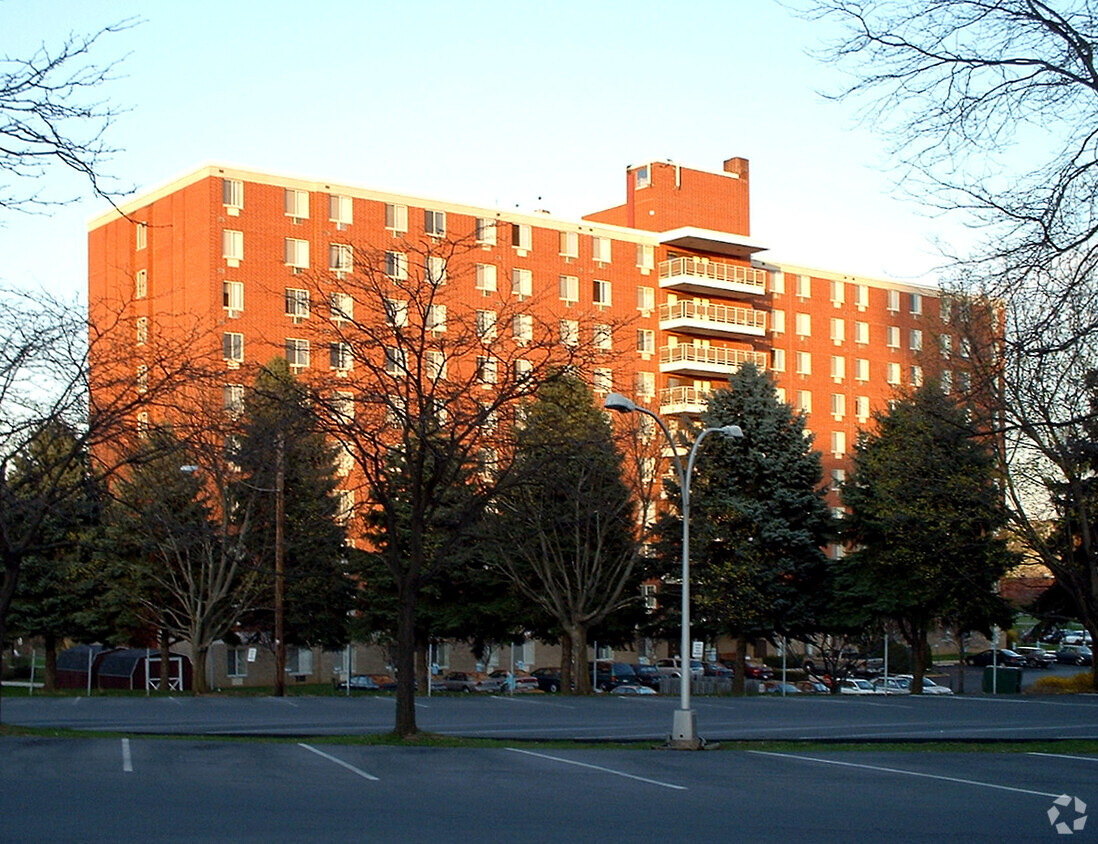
[982,666,1022,694]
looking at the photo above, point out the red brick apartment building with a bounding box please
[88,156,948,557]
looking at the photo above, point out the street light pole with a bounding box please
[273,431,286,698]
[604,392,742,749]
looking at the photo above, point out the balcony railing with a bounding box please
[659,344,768,374]
[659,299,767,337]
[659,385,709,415]
[659,257,767,296]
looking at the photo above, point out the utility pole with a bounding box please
[273,431,286,697]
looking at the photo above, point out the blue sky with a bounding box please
[3,0,965,298]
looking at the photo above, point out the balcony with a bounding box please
[659,299,767,338]
[659,257,767,297]
[659,344,768,378]
[659,385,709,416]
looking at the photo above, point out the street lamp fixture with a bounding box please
[604,392,743,749]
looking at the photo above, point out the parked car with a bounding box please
[595,661,640,692]
[703,662,733,679]
[1061,632,1093,646]
[761,681,800,694]
[610,683,657,695]
[796,680,830,694]
[632,664,662,691]
[838,678,879,695]
[443,671,503,693]
[336,674,381,691]
[1054,645,1093,666]
[892,674,953,695]
[740,658,774,681]
[966,649,1027,667]
[531,667,562,693]
[655,657,703,679]
[873,676,911,695]
[1014,646,1055,668]
[487,669,539,693]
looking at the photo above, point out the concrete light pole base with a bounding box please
[669,708,702,750]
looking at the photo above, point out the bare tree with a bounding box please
[0,18,136,211]
[301,232,616,735]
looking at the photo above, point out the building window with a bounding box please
[222,229,243,263]
[476,263,497,293]
[223,179,243,211]
[476,356,497,385]
[384,298,407,329]
[830,280,845,306]
[560,275,579,303]
[135,222,147,251]
[475,217,497,245]
[329,194,352,227]
[285,647,314,675]
[136,363,148,393]
[331,391,354,422]
[512,268,532,299]
[285,338,310,370]
[886,362,901,385]
[636,243,655,271]
[637,329,655,354]
[960,338,972,359]
[335,490,354,525]
[223,384,244,416]
[637,286,654,312]
[426,304,446,333]
[426,349,447,380]
[636,370,655,398]
[910,364,923,386]
[385,251,407,280]
[830,318,845,343]
[329,243,353,274]
[795,351,812,375]
[592,236,611,263]
[831,355,846,381]
[854,321,869,344]
[940,297,952,323]
[909,329,923,351]
[855,395,870,420]
[223,332,243,362]
[513,314,533,344]
[593,278,612,307]
[635,165,650,188]
[330,291,353,322]
[136,316,148,345]
[941,370,953,392]
[796,274,811,298]
[910,292,923,315]
[886,326,900,348]
[223,280,243,313]
[384,347,405,377]
[330,342,353,371]
[855,284,869,309]
[424,209,446,237]
[831,468,846,491]
[512,222,532,251]
[593,367,612,394]
[771,310,786,334]
[135,269,148,300]
[594,323,612,351]
[560,319,579,346]
[831,393,846,419]
[855,358,869,381]
[426,255,446,287]
[795,313,811,337]
[284,238,310,270]
[887,289,900,312]
[939,334,952,358]
[831,431,847,457]
[385,203,408,233]
[227,647,247,678]
[514,358,533,383]
[772,348,786,372]
[560,231,578,258]
[284,288,310,319]
[796,390,812,413]
[476,309,497,341]
[284,189,309,221]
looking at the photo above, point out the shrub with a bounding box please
[1029,672,1096,695]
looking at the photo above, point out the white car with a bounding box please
[839,678,879,695]
[893,674,954,695]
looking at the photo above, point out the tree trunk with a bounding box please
[910,627,929,695]
[559,634,573,695]
[732,634,747,696]
[570,626,591,694]
[415,636,428,698]
[159,628,171,694]
[43,632,58,692]
[193,646,210,694]
[394,584,418,736]
[955,626,966,695]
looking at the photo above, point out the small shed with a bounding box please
[97,648,193,691]
[55,645,115,690]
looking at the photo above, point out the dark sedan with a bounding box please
[632,664,662,690]
[966,649,1027,667]
[1054,646,1093,666]
[530,667,562,693]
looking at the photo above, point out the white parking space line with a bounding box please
[749,751,1062,798]
[121,738,133,773]
[297,743,379,781]
[1030,752,1098,763]
[269,698,299,707]
[505,747,686,791]
[491,695,576,709]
